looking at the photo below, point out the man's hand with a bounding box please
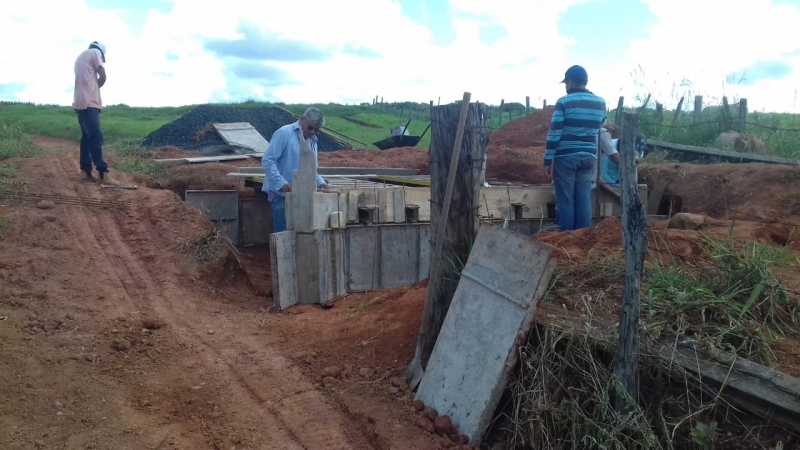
[634,156,640,165]
[319,184,329,190]
[97,66,106,88]
[280,183,292,193]
[544,165,553,181]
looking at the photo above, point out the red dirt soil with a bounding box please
[0,139,443,450]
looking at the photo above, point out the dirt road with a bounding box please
[0,139,436,449]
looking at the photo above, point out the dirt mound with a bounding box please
[146,162,256,200]
[486,145,547,184]
[489,106,554,150]
[535,216,800,263]
[140,104,345,152]
[640,162,800,224]
[318,147,430,174]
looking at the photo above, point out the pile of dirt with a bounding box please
[318,146,430,174]
[488,106,554,150]
[640,162,800,224]
[145,162,258,200]
[535,216,800,264]
[140,104,345,152]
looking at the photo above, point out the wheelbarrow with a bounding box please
[372,119,431,150]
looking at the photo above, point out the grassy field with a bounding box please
[0,100,525,152]
[3,98,800,163]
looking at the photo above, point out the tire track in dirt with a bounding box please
[47,149,363,449]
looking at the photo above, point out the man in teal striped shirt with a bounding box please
[544,65,607,231]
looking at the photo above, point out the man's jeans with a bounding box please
[77,108,108,174]
[270,196,287,233]
[553,154,595,231]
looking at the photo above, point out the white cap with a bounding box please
[91,41,107,55]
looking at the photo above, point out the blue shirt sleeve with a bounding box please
[262,127,289,191]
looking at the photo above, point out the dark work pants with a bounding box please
[77,108,108,174]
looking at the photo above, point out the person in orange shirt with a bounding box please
[73,41,119,185]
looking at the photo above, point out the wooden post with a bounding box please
[406,94,489,382]
[666,96,684,141]
[499,99,505,126]
[722,97,733,131]
[615,96,624,125]
[694,95,703,120]
[543,99,547,109]
[525,96,530,114]
[739,98,748,133]
[613,111,647,412]
[655,102,663,123]
[430,100,434,109]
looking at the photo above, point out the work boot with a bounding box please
[97,171,121,186]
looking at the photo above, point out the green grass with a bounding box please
[0,100,526,153]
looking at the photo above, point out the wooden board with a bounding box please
[649,139,800,166]
[154,155,252,163]
[234,167,420,176]
[374,175,432,186]
[213,122,269,152]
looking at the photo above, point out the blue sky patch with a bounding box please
[479,24,508,46]
[342,44,382,59]
[739,60,793,85]
[85,0,172,34]
[558,0,656,67]
[0,82,25,100]
[398,0,456,46]
[205,22,330,62]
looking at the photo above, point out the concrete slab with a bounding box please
[239,197,272,247]
[212,122,269,152]
[269,231,298,310]
[185,190,239,244]
[414,223,557,446]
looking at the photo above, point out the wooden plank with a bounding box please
[375,174,431,186]
[213,122,269,152]
[154,155,252,163]
[320,167,420,176]
[392,189,406,223]
[649,139,800,166]
[535,305,800,434]
[270,231,298,310]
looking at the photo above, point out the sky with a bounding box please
[2,0,800,112]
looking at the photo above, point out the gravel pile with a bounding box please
[139,104,345,152]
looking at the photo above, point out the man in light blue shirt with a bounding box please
[262,108,329,233]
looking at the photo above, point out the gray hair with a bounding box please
[303,107,325,127]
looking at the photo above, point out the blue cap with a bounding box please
[561,65,587,83]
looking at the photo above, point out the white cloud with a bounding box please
[1,0,799,112]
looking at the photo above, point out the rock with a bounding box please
[84,353,96,363]
[54,401,63,409]
[423,406,438,421]
[141,318,164,330]
[390,377,407,389]
[305,355,315,364]
[416,417,436,434]
[455,435,470,445]
[111,339,131,351]
[65,314,74,320]
[36,200,55,209]
[434,415,455,436]
[322,366,342,378]
[207,329,215,335]
[440,435,457,448]
[412,400,425,411]
[191,385,203,391]
[667,212,706,230]
[359,367,373,377]
[388,386,399,394]
[322,377,341,390]
[56,411,64,417]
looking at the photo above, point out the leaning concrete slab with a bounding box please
[414,223,556,446]
[212,122,269,152]
[269,230,298,310]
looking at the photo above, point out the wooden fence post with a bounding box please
[666,96,684,141]
[543,100,547,109]
[655,102,663,123]
[430,100,434,109]
[525,96,530,114]
[694,95,703,120]
[739,98,748,133]
[613,111,647,413]
[722,97,733,131]
[499,99,505,126]
[615,96,624,125]
[406,94,490,382]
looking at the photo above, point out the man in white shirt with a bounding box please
[73,41,119,185]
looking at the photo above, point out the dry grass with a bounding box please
[177,225,240,266]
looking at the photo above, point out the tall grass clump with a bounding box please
[0,124,40,160]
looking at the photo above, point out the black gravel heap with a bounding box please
[139,104,345,152]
